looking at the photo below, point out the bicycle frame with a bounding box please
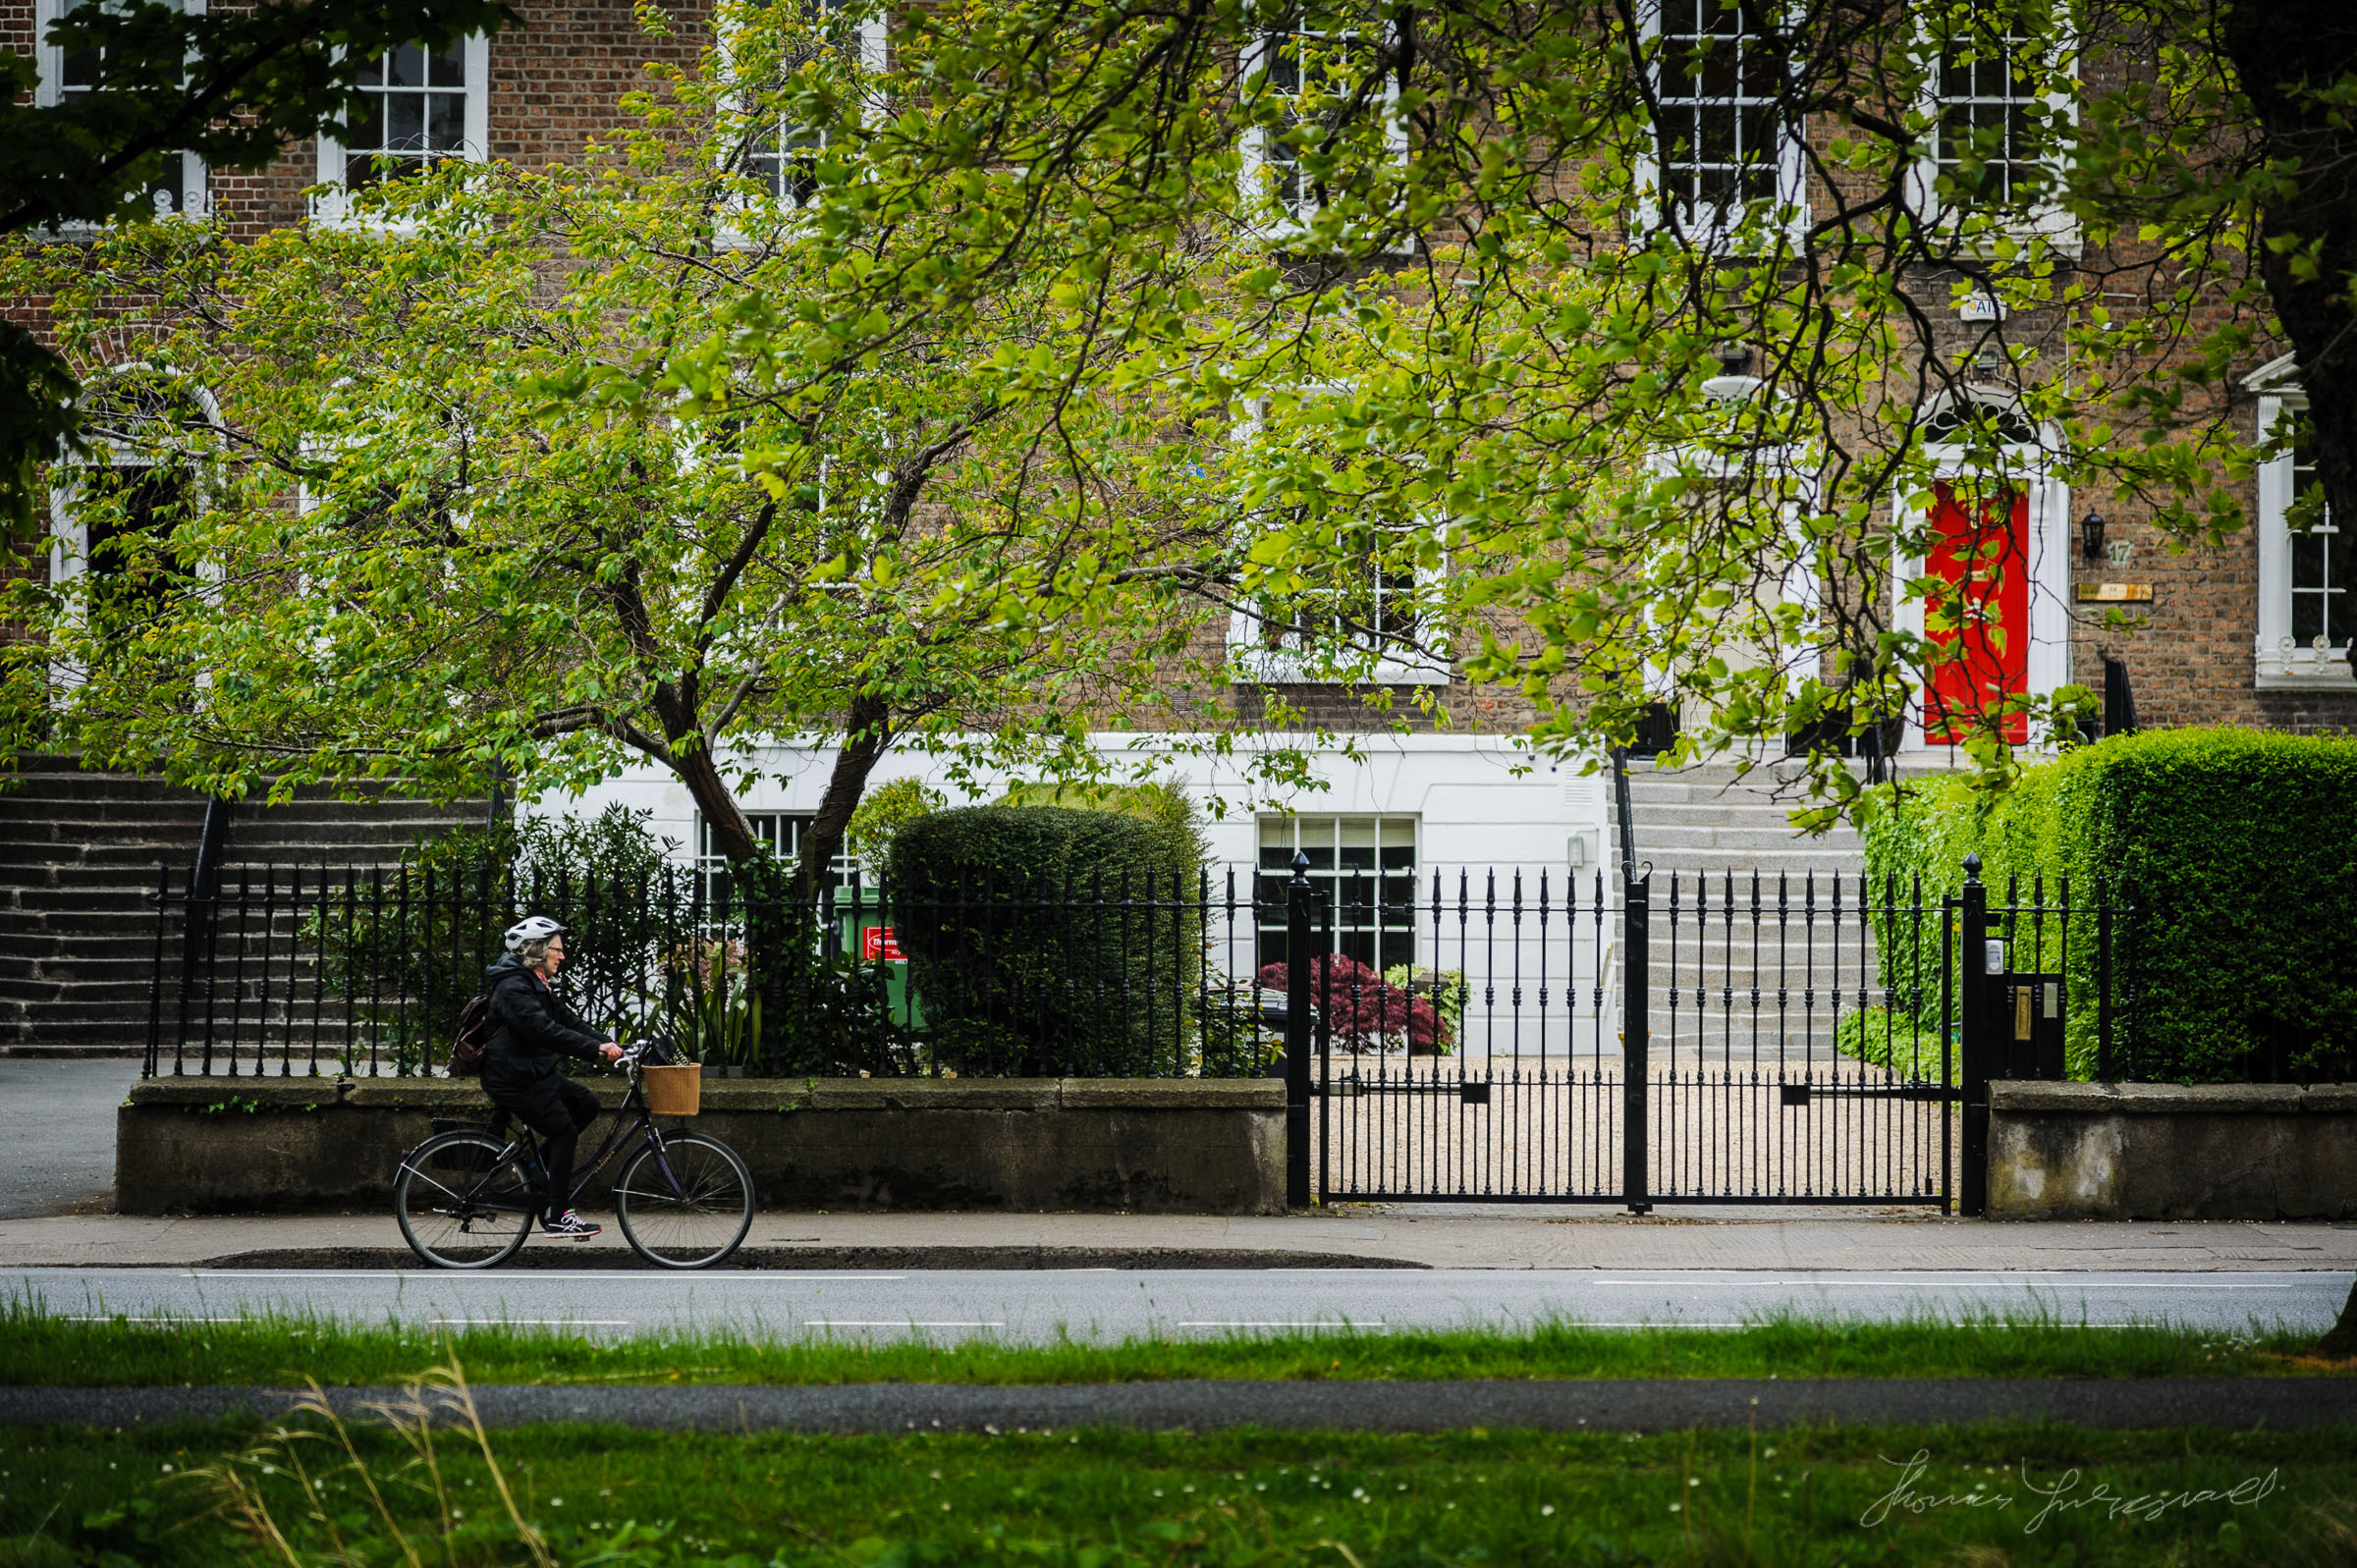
[443,1067,695,1217]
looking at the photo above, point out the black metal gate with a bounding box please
[1278,855,1963,1208]
[1282,839,2130,1215]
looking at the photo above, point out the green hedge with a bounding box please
[886,801,1208,1076]
[1861,729,2357,1082]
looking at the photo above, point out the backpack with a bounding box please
[446,991,495,1077]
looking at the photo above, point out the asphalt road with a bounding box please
[7,1267,2344,1340]
[0,1058,137,1218]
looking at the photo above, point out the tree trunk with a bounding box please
[2221,1,2357,538]
[791,690,892,898]
[2217,1,2357,1357]
[2317,1275,2357,1360]
[670,739,772,888]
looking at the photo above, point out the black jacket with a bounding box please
[481,954,606,1088]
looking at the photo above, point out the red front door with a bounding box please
[1923,481,2030,745]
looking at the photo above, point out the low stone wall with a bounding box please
[116,1075,1285,1216]
[1988,1081,2357,1220]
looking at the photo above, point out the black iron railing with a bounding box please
[144,860,1610,1082]
[135,851,2178,1214]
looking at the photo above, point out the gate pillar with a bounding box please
[1285,850,1313,1210]
[1622,868,1652,1215]
[1958,854,1996,1217]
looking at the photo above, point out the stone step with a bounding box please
[0,773,205,803]
[5,864,196,895]
[1618,811,1863,839]
[1631,826,1870,852]
[0,976,157,1005]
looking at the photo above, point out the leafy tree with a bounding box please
[3,1,1230,902]
[677,0,2357,1329]
[681,0,2357,826]
[0,0,517,531]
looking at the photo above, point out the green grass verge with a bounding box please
[2,1410,2345,1567]
[0,1303,2345,1388]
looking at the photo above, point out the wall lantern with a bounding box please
[2079,511,2107,564]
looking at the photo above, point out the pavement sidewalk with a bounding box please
[4,1206,2353,1271]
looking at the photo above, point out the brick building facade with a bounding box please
[6,0,2350,884]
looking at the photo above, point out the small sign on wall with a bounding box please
[861,926,904,961]
[2074,582,2154,603]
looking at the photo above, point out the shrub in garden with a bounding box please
[1257,953,1452,1053]
[886,801,1206,1075]
[1860,728,2357,1082]
[845,778,945,865]
[311,804,686,1071]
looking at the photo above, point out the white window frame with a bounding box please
[1225,390,1449,687]
[2253,382,2355,690]
[309,34,491,229]
[1643,419,1825,705]
[1254,811,1420,976]
[46,370,225,687]
[715,0,888,224]
[1635,0,1809,246]
[694,811,859,901]
[1901,0,2080,254]
[33,0,208,229]
[1238,6,1409,246]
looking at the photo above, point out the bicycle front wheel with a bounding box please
[614,1133,755,1269]
[395,1130,535,1270]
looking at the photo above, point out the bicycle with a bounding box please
[393,1044,755,1270]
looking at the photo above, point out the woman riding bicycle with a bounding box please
[483,916,623,1238]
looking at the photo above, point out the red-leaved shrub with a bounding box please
[1255,953,1452,1050]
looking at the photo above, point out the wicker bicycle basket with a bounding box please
[639,1063,702,1116]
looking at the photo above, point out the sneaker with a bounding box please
[541,1210,602,1238]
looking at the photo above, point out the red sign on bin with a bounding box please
[860,925,904,962]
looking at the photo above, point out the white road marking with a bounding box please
[804,1321,1008,1328]
[428,1318,631,1326]
[1177,1322,1389,1329]
[58,1315,253,1324]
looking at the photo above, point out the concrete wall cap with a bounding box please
[127,1076,344,1108]
[341,1080,502,1110]
[803,1078,1062,1111]
[1989,1080,2357,1114]
[1058,1078,1287,1109]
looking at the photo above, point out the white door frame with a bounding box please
[1890,419,2072,753]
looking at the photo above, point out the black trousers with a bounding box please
[488,1072,600,1219]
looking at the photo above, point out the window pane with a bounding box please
[430,41,466,86]
[2292,590,2324,646]
[2292,531,2327,591]
[61,45,101,93]
[389,44,427,87]
[427,90,465,151]
[385,93,424,151]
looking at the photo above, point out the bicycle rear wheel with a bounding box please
[614,1133,755,1269]
[395,1130,536,1269]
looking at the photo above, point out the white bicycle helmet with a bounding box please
[503,915,571,953]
